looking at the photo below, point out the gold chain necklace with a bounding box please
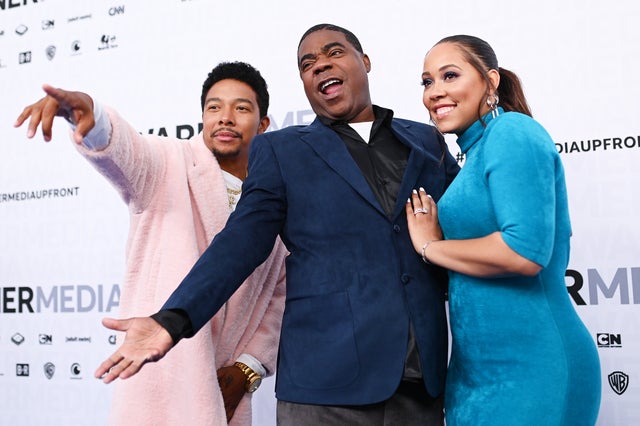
[227,187,242,209]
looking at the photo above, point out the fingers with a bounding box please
[94,348,151,383]
[94,351,126,381]
[101,317,131,332]
[408,187,435,214]
[15,85,94,143]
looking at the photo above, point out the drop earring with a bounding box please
[486,94,500,119]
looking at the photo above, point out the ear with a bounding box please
[488,68,500,95]
[258,116,270,134]
[362,54,371,73]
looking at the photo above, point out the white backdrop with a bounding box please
[1,1,638,424]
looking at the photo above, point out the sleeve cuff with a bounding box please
[69,100,112,150]
[150,309,194,345]
[236,353,266,377]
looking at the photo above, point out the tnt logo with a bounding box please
[597,333,622,348]
[16,364,29,377]
[608,371,629,395]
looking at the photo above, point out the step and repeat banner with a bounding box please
[1,1,638,424]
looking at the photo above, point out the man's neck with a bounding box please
[218,160,247,181]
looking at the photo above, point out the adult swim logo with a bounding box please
[608,371,629,395]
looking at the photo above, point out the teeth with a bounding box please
[436,106,454,115]
[320,79,341,91]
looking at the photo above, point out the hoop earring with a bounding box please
[487,94,500,119]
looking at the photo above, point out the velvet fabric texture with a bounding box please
[76,108,288,426]
[438,109,601,425]
[163,115,460,405]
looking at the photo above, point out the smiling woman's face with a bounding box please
[421,42,497,135]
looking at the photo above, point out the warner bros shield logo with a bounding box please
[608,371,629,395]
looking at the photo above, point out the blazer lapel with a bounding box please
[300,118,386,216]
[390,120,433,220]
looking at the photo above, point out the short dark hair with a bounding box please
[200,61,269,118]
[298,24,364,54]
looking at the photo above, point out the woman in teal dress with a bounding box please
[406,35,601,425]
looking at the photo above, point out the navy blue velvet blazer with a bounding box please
[163,115,459,405]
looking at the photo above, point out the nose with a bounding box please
[312,56,332,75]
[218,107,235,125]
[427,80,445,100]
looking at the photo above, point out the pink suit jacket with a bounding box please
[77,107,287,426]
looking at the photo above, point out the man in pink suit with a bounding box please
[15,62,288,426]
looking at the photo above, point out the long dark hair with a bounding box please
[435,35,532,117]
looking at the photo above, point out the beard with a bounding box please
[212,146,241,159]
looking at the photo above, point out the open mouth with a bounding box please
[319,78,342,94]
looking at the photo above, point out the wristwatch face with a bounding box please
[248,377,262,393]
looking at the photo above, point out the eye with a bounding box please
[443,71,459,80]
[421,78,433,88]
[329,48,343,57]
[207,104,220,111]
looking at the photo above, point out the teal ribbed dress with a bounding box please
[438,109,601,425]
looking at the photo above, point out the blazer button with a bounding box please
[401,274,410,284]
[393,224,401,233]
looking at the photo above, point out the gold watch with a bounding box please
[234,361,262,393]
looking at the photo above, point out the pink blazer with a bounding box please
[77,108,287,426]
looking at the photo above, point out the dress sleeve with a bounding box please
[483,114,558,267]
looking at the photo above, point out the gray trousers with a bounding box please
[277,381,444,426]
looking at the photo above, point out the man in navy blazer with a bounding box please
[97,24,459,425]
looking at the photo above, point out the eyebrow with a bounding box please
[204,97,254,105]
[298,41,346,67]
[421,63,462,78]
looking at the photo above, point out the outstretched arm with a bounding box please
[14,84,95,144]
[94,317,174,383]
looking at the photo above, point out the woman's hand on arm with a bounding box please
[406,189,541,278]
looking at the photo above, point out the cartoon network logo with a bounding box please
[566,267,640,305]
[596,333,622,348]
[0,284,120,313]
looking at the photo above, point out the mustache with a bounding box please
[211,128,241,138]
